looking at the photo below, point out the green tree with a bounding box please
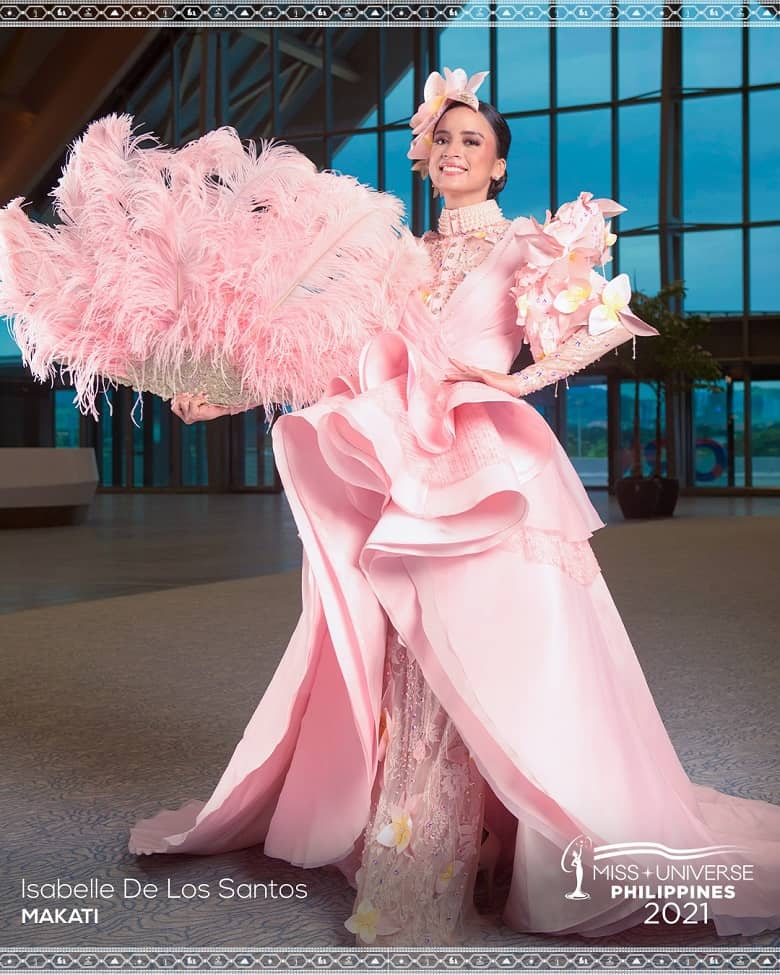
[618,280,723,479]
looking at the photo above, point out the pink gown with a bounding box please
[129,199,780,945]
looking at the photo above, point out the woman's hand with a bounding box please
[442,357,521,397]
[170,391,245,424]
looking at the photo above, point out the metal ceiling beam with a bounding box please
[136,28,361,149]
[245,28,360,82]
[0,28,159,203]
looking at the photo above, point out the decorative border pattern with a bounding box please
[1,4,778,26]
[2,946,780,970]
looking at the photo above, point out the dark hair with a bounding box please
[435,99,511,200]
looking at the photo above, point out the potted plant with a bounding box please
[616,280,722,518]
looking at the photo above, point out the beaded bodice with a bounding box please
[419,199,512,319]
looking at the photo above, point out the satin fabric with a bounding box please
[129,221,780,939]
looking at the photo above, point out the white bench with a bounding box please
[0,448,98,528]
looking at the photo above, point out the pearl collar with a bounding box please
[437,198,504,237]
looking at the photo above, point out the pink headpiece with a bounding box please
[407,67,489,181]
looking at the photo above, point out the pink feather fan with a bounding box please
[0,114,432,424]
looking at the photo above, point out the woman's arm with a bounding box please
[509,321,634,397]
[444,321,633,399]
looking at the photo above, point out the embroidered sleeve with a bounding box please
[510,321,633,398]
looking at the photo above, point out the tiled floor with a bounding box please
[1,490,779,614]
[1,491,779,949]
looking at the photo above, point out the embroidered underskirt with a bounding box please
[343,625,487,947]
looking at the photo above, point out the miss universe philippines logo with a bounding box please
[561,834,753,904]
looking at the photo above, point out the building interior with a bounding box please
[0,19,778,958]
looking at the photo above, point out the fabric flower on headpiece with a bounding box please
[407,67,489,180]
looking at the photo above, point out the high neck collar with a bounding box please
[437,198,504,237]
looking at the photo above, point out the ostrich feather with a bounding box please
[0,114,432,424]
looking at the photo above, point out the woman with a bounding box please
[131,68,780,945]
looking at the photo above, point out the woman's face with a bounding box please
[429,104,506,208]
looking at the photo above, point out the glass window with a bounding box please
[0,318,21,362]
[526,385,558,427]
[385,64,414,127]
[692,378,745,488]
[289,137,326,171]
[333,30,378,130]
[98,389,125,488]
[330,132,378,187]
[749,90,780,221]
[682,25,742,90]
[432,194,443,233]
[556,108,612,207]
[683,230,742,313]
[566,376,608,487]
[241,407,276,488]
[617,234,661,298]
[751,380,780,488]
[384,128,413,222]
[280,46,324,136]
[0,315,22,363]
[424,187,435,233]
[497,27,549,112]
[181,422,207,487]
[439,27,490,82]
[263,429,277,485]
[682,94,741,223]
[151,397,169,488]
[749,22,780,86]
[618,26,661,100]
[132,406,144,487]
[618,379,662,478]
[618,103,660,230]
[556,26,612,108]
[54,389,80,448]
[361,107,378,128]
[503,115,550,221]
[126,395,170,488]
[750,227,780,314]
[243,409,259,487]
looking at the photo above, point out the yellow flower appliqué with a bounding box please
[344,899,382,943]
[345,898,401,943]
[435,859,465,894]
[377,810,413,853]
[553,279,593,314]
[588,272,632,335]
[553,253,594,315]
